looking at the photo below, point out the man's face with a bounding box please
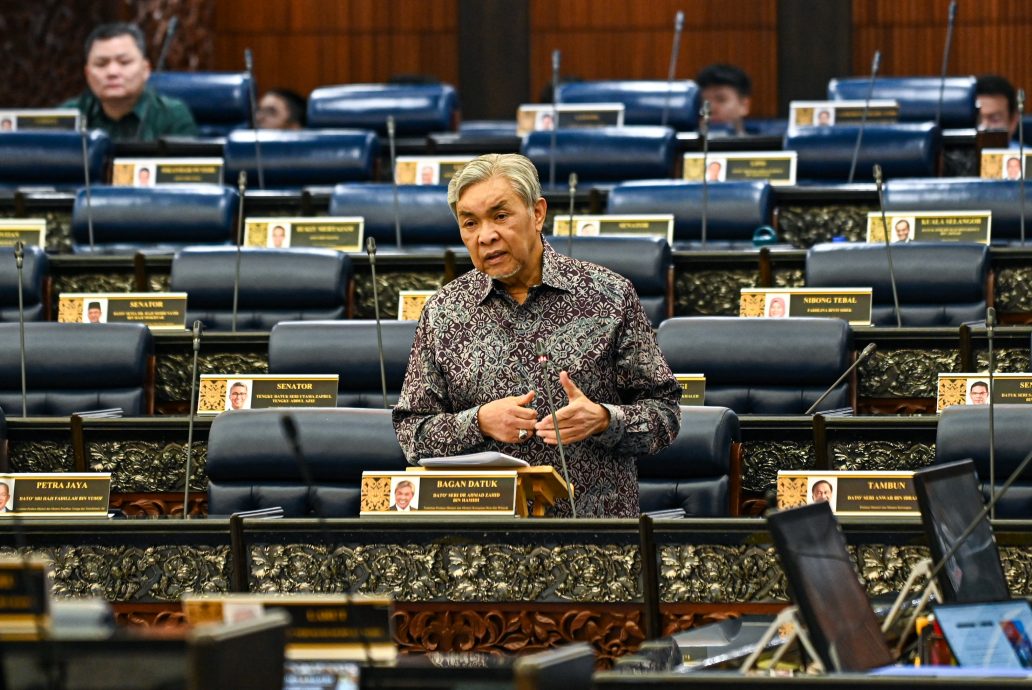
[87,307,101,323]
[272,226,286,247]
[420,166,435,184]
[970,384,989,405]
[138,169,150,185]
[1007,158,1022,180]
[977,94,1017,137]
[457,176,546,288]
[818,111,831,125]
[894,220,910,241]
[0,484,9,506]
[256,93,297,130]
[84,35,151,107]
[229,384,248,409]
[1,120,11,131]
[706,161,722,181]
[700,85,750,129]
[394,484,413,509]
[812,482,833,503]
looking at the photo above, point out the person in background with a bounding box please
[256,88,306,130]
[696,63,752,136]
[976,74,1019,140]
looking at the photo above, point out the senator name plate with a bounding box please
[936,372,1032,412]
[0,473,111,517]
[198,374,339,414]
[980,148,1030,180]
[674,374,705,406]
[0,220,46,248]
[789,100,899,129]
[866,210,991,244]
[360,470,518,516]
[777,470,918,517]
[395,156,473,185]
[516,103,624,135]
[398,290,435,321]
[58,292,187,329]
[683,152,797,185]
[112,157,224,186]
[552,214,674,243]
[244,216,364,251]
[0,109,79,131]
[740,288,873,326]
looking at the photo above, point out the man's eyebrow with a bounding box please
[457,199,511,217]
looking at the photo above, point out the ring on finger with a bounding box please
[518,428,529,441]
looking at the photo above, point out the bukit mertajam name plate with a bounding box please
[777,470,918,517]
[0,109,79,132]
[936,373,1032,412]
[866,210,991,244]
[740,288,873,326]
[683,152,797,185]
[58,292,188,329]
[398,290,435,321]
[0,559,49,639]
[789,99,899,129]
[395,156,473,185]
[980,148,1030,180]
[552,214,674,243]
[244,217,364,251]
[0,220,46,248]
[674,374,705,406]
[112,157,224,186]
[360,471,519,516]
[182,594,395,662]
[516,103,625,135]
[0,473,111,517]
[198,375,339,415]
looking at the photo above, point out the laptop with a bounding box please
[932,599,1032,670]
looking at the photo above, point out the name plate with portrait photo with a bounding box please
[58,292,187,329]
[0,109,80,132]
[866,210,991,244]
[776,470,918,517]
[674,374,705,406]
[788,100,899,130]
[552,214,674,242]
[516,103,624,136]
[395,156,473,186]
[111,157,224,187]
[740,288,873,326]
[683,152,797,186]
[0,220,46,248]
[197,374,339,415]
[398,290,435,321]
[936,372,1032,412]
[244,216,364,251]
[0,473,111,517]
[360,471,519,516]
[980,148,1030,180]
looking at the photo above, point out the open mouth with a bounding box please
[483,250,506,265]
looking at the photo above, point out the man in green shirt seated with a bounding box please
[61,22,197,141]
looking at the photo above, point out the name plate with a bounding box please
[244,216,364,251]
[395,156,473,185]
[0,109,79,132]
[674,374,705,406]
[551,214,674,243]
[777,470,918,517]
[516,103,624,135]
[980,149,1029,180]
[182,594,394,662]
[0,220,46,248]
[398,290,435,321]
[789,100,899,129]
[866,210,991,244]
[0,559,49,638]
[112,157,224,186]
[0,473,111,517]
[58,292,188,329]
[682,152,797,185]
[198,374,339,414]
[740,288,873,325]
[936,372,1032,411]
[360,471,518,516]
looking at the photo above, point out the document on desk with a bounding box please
[419,452,529,468]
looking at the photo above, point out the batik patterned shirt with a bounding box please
[392,241,681,518]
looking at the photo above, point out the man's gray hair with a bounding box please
[447,153,542,217]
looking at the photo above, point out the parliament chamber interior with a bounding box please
[4,0,1032,688]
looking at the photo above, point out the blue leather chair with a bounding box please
[206,408,408,517]
[637,405,741,517]
[555,80,699,131]
[884,179,1025,245]
[0,323,153,416]
[657,317,854,415]
[521,127,677,186]
[606,180,773,248]
[170,247,352,331]
[784,123,942,181]
[268,320,417,407]
[70,186,238,254]
[0,246,48,321]
[329,183,457,249]
[806,242,989,327]
[827,76,977,129]
[457,120,518,137]
[307,83,457,136]
[0,131,110,189]
[224,130,379,189]
[147,71,253,137]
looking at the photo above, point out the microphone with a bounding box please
[848,50,881,184]
[535,346,577,519]
[1018,88,1026,246]
[549,49,560,189]
[660,11,685,128]
[244,48,265,190]
[183,320,203,518]
[367,237,389,409]
[155,16,179,72]
[987,306,997,520]
[804,343,877,415]
[14,242,27,418]
[873,164,903,327]
[387,116,402,248]
[231,170,246,333]
[79,118,96,251]
[935,0,958,128]
[699,100,711,247]
[566,172,578,257]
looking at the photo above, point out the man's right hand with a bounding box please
[477,390,537,444]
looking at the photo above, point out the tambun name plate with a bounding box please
[395,156,473,185]
[980,148,1030,180]
[360,470,519,516]
[0,220,45,248]
[398,290,435,321]
[58,292,187,329]
[0,109,79,131]
[111,157,224,186]
[0,559,49,639]
[0,473,111,517]
[244,216,364,251]
[197,374,339,415]
[936,372,1032,412]
[788,99,899,129]
[777,470,918,517]
[674,374,705,406]
[740,288,873,326]
[552,214,674,243]
[866,210,991,244]
[183,594,394,662]
[683,152,797,186]
[516,103,624,135]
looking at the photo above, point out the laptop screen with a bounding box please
[933,600,1032,669]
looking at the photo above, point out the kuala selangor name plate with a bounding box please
[674,374,705,406]
[980,149,1030,180]
[0,473,111,517]
[0,559,49,639]
[683,152,797,185]
[0,220,46,248]
[740,288,873,326]
[788,99,899,129]
[360,470,519,516]
[58,292,187,329]
[244,216,364,251]
[936,372,1032,412]
[0,109,79,132]
[516,103,624,135]
[398,290,435,321]
[112,157,224,186]
[777,470,918,517]
[198,374,339,415]
[395,156,473,185]
[552,214,674,243]
[866,210,991,244]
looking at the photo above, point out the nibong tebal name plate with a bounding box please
[740,288,873,326]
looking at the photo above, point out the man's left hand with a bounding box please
[534,371,610,445]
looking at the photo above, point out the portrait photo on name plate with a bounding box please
[891,216,915,243]
[389,477,419,512]
[135,165,154,187]
[1005,155,1024,181]
[815,108,835,127]
[268,223,291,249]
[418,163,439,185]
[83,298,108,324]
[808,477,837,508]
[576,220,600,236]
[764,294,789,318]
[0,479,13,512]
[705,158,726,182]
[225,380,253,411]
[966,379,990,406]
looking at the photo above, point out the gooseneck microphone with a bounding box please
[535,346,577,519]
[388,116,402,248]
[231,171,247,333]
[805,343,877,415]
[873,164,903,327]
[244,48,265,190]
[660,11,685,128]
[935,0,958,128]
[987,306,997,520]
[155,16,179,72]
[848,50,881,184]
[14,242,27,418]
[549,49,560,189]
[183,320,203,518]
[367,237,389,409]
[1018,88,1026,246]
[699,100,712,247]
[79,118,96,251]
[566,172,577,257]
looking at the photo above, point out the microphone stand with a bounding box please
[1019,88,1026,246]
[549,49,560,189]
[244,48,265,190]
[231,171,247,333]
[536,348,576,519]
[848,50,880,184]
[388,116,402,248]
[935,0,958,129]
[566,172,577,257]
[987,306,997,520]
[804,343,877,415]
[155,16,179,72]
[873,164,903,327]
[699,100,711,247]
[15,242,27,418]
[660,11,685,128]
[183,320,202,518]
[367,238,389,410]
[79,118,95,251]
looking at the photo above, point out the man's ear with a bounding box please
[533,197,547,233]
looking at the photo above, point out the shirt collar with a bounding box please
[472,238,575,304]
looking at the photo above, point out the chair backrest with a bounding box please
[206,407,408,517]
[0,323,153,415]
[884,178,1024,244]
[307,83,457,136]
[637,405,740,517]
[555,80,700,131]
[147,71,252,137]
[0,131,109,189]
[827,76,977,129]
[606,180,773,248]
[268,320,417,407]
[224,130,379,188]
[329,183,457,248]
[170,247,352,331]
[0,246,48,321]
[512,642,596,690]
[521,126,677,184]
[657,316,853,415]
[806,242,989,327]
[784,123,941,181]
[71,186,238,254]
